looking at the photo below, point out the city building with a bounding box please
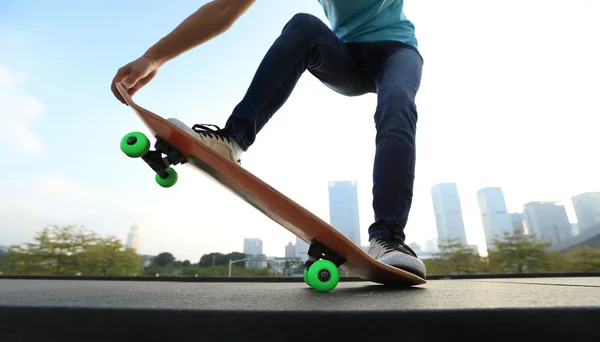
[244,238,266,268]
[126,223,140,251]
[424,238,439,252]
[523,201,572,246]
[571,192,600,234]
[285,241,296,258]
[431,183,468,246]
[510,213,526,233]
[243,238,263,256]
[476,187,513,250]
[328,180,361,246]
[295,236,309,262]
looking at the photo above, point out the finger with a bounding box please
[121,67,145,89]
[111,81,125,104]
[128,74,153,97]
[110,66,130,103]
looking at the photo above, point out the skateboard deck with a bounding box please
[115,82,426,291]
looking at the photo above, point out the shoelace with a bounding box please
[378,239,397,253]
[192,124,230,142]
[376,238,417,257]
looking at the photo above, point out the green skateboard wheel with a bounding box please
[120,131,150,158]
[303,268,311,287]
[307,260,339,292]
[155,167,178,188]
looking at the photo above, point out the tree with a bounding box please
[6,224,142,276]
[198,252,246,267]
[566,246,600,272]
[488,230,551,273]
[8,225,95,275]
[80,236,142,276]
[431,238,483,274]
[153,252,175,267]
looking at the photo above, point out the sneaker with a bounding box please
[167,118,243,164]
[368,236,426,278]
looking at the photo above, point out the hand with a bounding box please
[111,55,160,104]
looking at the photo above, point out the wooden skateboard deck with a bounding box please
[115,83,425,291]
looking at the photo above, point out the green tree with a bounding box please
[8,225,95,275]
[153,252,175,267]
[488,230,551,273]
[6,225,142,276]
[80,236,142,276]
[430,238,483,275]
[198,252,246,267]
[566,246,600,272]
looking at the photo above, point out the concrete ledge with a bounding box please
[1,306,599,342]
[1,271,600,282]
[1,277,599,341]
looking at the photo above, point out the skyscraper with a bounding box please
[126,223,140,251]
[328,180,361,246]
[571,192,600,234]
[243,238,263,256]
[285,241,296,258]
[431,183,468,246]
[510,212,526,233]
[476,187,513,250]
[523,201,572,245]
[295,236,309,262]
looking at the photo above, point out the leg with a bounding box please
[367,42,423,242]
[223,13,371,151]
[364,42,426,278]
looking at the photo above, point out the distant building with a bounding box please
[523,201,572,246]
[424,238,439,252]
[328,180,361,246]
[285,242,296,258]
[126,223,140,251]
[510,213,526,233]
[245,254,267,269]
[243,238,263,256]
[431,183,468,246]
[548,222,600,252]
[244,238,265,268]
[295,237,309,262]
[571,192,600,234]
[476,187,513,251]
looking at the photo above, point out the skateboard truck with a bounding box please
[120,131,186,188]
[302,239,346,291]
[141,137,186,178]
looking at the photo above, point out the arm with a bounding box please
[111,0,256,102]
[146,0,256,66]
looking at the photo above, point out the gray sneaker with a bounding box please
[167,118,243,164]
[368,237,426,278]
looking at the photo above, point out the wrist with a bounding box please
[144,45,169,67]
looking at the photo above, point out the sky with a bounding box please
[0,0,599,262]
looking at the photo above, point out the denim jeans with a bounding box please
[223,13,423,243]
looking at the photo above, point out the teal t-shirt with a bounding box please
[317,0,417,48]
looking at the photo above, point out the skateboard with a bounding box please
[115,82,426,292]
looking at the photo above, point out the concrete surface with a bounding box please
[1,277,599,342]
[1,277,599,310]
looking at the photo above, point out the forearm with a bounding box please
[145,0,253,66]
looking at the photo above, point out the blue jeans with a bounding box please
[224,13,423,243]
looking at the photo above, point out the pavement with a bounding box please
[1,277,599,341]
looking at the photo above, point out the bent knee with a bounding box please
[282,13,331,38]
